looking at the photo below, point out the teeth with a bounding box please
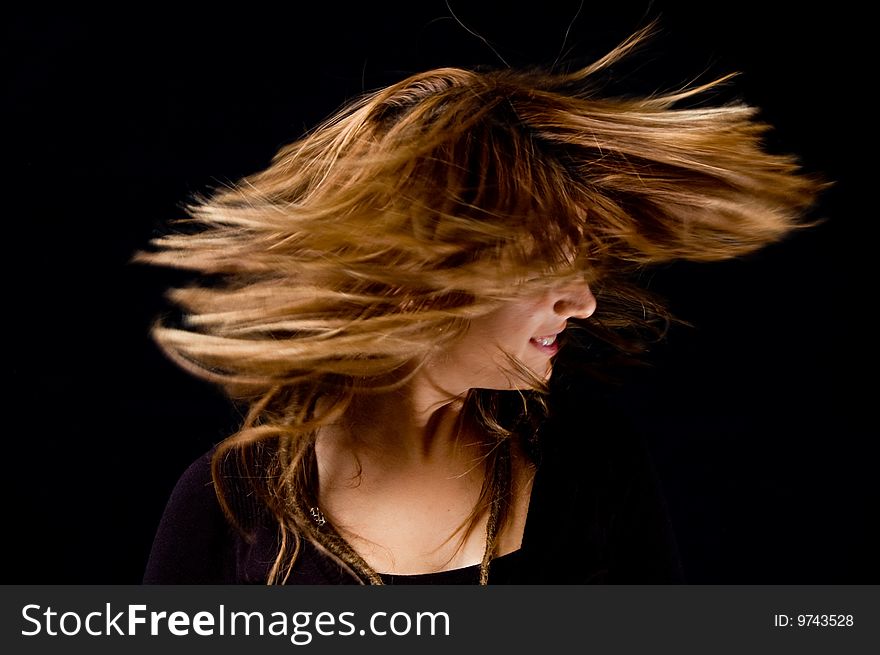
[533,335,556,347]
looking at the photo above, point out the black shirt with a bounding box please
[144,398,686,585]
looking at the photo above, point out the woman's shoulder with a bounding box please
[142,448,227,583]
[167,448,216,500]
[143,445,271,583]
[143,445,362,585]
[531,383,686,583]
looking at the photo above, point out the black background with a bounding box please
[7,2,875,583]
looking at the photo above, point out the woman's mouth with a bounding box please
[529,334,560,355]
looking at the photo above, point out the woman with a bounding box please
[137,23,827,585]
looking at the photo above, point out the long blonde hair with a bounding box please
[133,21,829,584]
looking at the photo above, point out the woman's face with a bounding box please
[424,277,598,393]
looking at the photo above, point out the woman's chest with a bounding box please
[317,454,535,575]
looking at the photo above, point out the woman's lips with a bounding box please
[529,334,560,355]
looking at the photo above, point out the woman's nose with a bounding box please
[553,281,597,319]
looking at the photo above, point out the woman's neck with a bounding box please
[311,375,536,575]
[317,377,479,471]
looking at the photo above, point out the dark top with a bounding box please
[143,394,686,585]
